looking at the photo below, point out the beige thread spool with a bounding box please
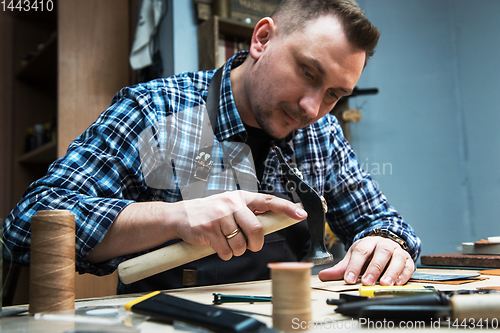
[29,210,75,313]
[268,262,314,332]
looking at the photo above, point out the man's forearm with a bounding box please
[86,201,181,264]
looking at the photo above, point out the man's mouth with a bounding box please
[282,108,300,126]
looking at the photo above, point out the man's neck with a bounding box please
[230,59,259,128]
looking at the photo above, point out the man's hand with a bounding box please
[318,236,414,286]
[173,190,307,261]
[87,190,306,264]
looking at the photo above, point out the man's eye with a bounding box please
[304,70,314,79]
[328,90,338,100]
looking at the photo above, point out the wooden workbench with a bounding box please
[1,268,499,332]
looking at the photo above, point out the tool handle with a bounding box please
[126,292,269,333]
[452,294,500,320]
[118,205,303,284]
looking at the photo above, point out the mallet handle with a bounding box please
[118,205,303,284]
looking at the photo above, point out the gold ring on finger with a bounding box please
[225,228,240,240]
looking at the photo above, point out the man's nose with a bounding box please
[299,89,323,120]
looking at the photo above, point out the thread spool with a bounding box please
[29,210,75,313]
[268,262,313,332]
[452,294,500,321]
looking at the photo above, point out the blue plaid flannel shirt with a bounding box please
[3,51,421,275]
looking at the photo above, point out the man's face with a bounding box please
[245,15,366,139]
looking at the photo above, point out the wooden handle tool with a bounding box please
[118,204,303,285]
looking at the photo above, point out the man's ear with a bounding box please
[249,17,275,60]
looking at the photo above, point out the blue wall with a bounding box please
[454,0,500,243]
[353,0,500,257]
[170,0,500,259]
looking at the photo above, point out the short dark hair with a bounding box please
[271,0,380,62]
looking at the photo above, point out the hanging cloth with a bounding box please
[130,0,165,70]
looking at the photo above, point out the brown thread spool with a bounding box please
[29,210,75,313]
[268,262,314,332]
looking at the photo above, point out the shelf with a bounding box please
[217,16,254,38]
[4,0,132,305]
[198,15,254,70]
[18,141,57,164]
[16,32,57,83]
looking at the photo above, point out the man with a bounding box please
[3,0,421,293]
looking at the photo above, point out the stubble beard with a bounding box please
[248,54,310,139]
[253,101,311,140]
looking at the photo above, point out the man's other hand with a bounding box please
[317,236,414,286]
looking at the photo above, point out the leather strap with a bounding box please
[198,66,223,152]
[206,67,223,136]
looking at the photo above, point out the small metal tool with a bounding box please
[212,293,272,305]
